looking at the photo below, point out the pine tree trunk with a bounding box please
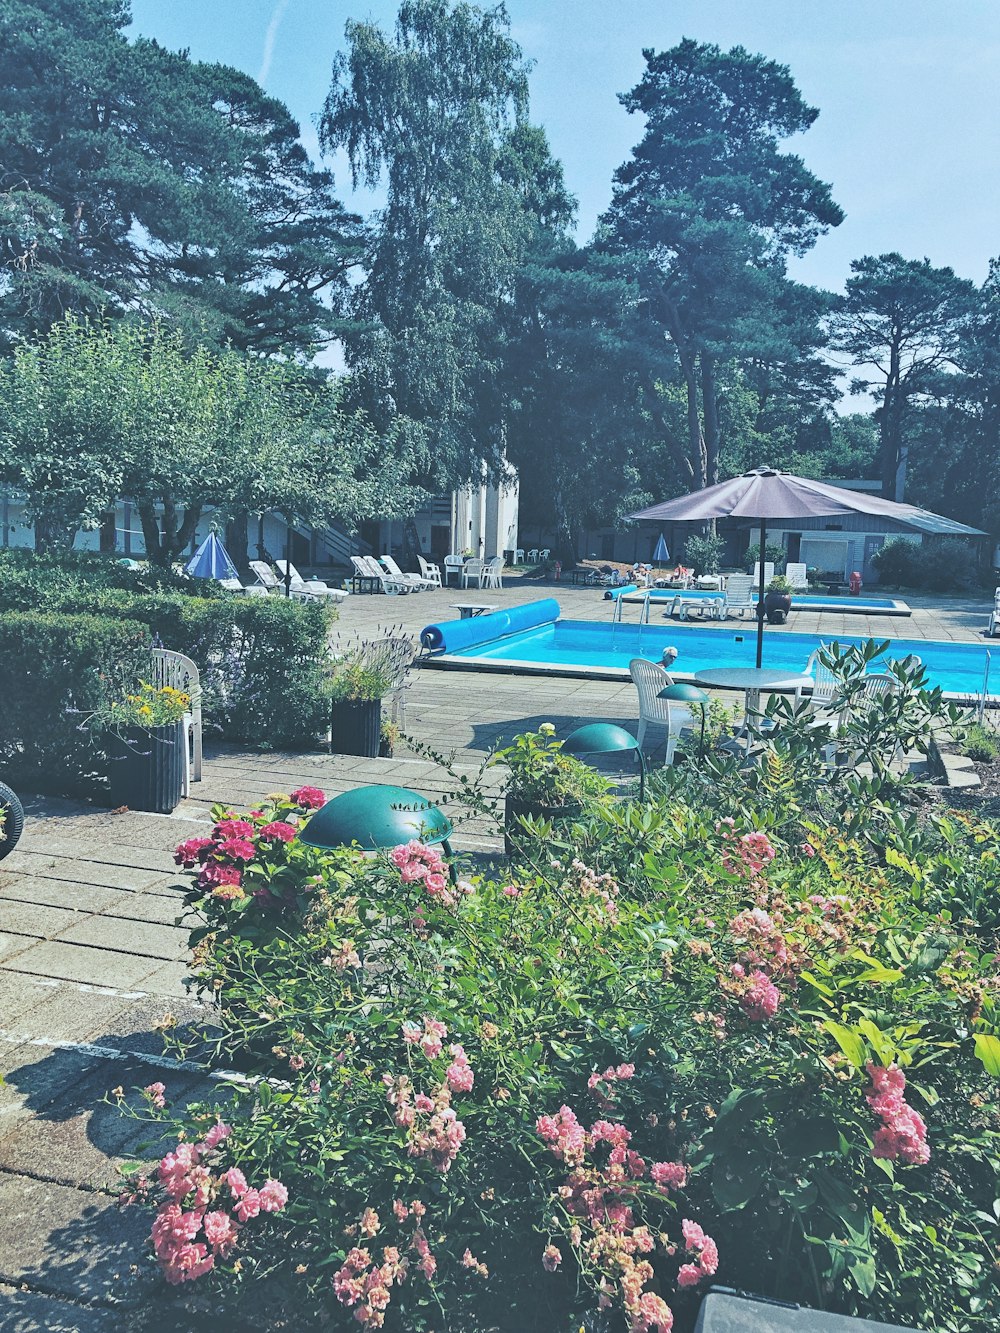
[701,352,720,487]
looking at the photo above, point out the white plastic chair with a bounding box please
[514,548,525,563]
[381,554,432,590]
[443,555,465,586]
[722,574,755,619]
[461,559,484,588]
[151,648,202,796]
[539,548,551,561]
[483,556,505,589]
[417,555,442,588]
[527,548,539,563]
[786,562,808,591]
[988,588,1000,637]
[629,658,694,766]
[752,562,775,585]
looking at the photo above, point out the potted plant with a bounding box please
[763,574,794,624]
[494,724,610,856]
[327,635,411,758]
[97,682,190,813]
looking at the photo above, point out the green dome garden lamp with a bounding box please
[298,784,456,880]
[560,722,646,800]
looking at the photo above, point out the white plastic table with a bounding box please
[694,667,813,751]
[449,603,498,619]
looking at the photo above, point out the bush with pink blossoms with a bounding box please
[126,737,1000,1332]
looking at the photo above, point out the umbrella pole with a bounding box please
[756,517,766,668]
[284,516,292,598]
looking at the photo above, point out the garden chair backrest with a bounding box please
[724,574,755,611]
[860,672,897,703]
[786,562,808,590]
[381,555,420,584]
[752,561,775,585]
[463,558,483,578]
[417,555,441,583]
[804,650,840,706]
[151,647,201,715]
[629,658,674,726]
[250,560,280,590]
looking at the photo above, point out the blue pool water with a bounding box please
[446,618,992,697]
[613,587,909,615]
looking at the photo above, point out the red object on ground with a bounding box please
[553,560,562,580]
[849,571,863,595]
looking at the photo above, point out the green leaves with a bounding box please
[973,1034,1000,1077]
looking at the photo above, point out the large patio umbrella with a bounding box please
[631,467,896,667]
[652,532,670,563]
[185,531,238,582]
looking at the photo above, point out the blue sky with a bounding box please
[129,0,1000,295]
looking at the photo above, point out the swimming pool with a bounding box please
[436,618,992,698]
[611,586,911,616]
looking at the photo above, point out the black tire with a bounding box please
[0,780,24,861]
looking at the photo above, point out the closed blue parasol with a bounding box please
[653,533,670,564]
[185,531,238,582]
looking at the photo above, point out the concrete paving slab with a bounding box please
[0,1283,123,1332]
[4,854,167,892]
[54,919,187,962]
[0,876,127,914]
[6,942,161,991]
[0,1173,151,1306]
[0,901,90,940]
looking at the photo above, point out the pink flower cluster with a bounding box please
[402,1015,449,1060]
[290,785,326,809]
[568,858,620,924]
[173,789,325,905]
[149,1124,287,1285]
[588,1062,635,1110]
[725,963,781,1021]
[717,820,776,879]
[865,1062,930,1166]
[384,1074,467,1173]
[390,840,457,907]
[333,1243,408,1326]
[535,1102,701,1333]
[676,1218,719,1289]
[728,907,803,980]
[446,1044,474,1093]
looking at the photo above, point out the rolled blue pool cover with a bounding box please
[420,598,561,654]
[604,584,638,601]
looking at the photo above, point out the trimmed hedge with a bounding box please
[0,610,150,791]
[0,555,335,791]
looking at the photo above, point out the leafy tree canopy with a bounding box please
[0,0,366,355]
[320,0,575,489]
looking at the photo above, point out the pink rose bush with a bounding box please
[145,772,998,1330]
[127,1112,287,1286]
[865,1062,930,1166]
[535,1101,712,1331]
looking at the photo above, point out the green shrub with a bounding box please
[873,537,975,592]
[120,693,1000,1332]
[963,721,1000,763]
[744,541,786,572]
[681,533,723,576]
[0,556,333,750]
[0,610,150,790]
